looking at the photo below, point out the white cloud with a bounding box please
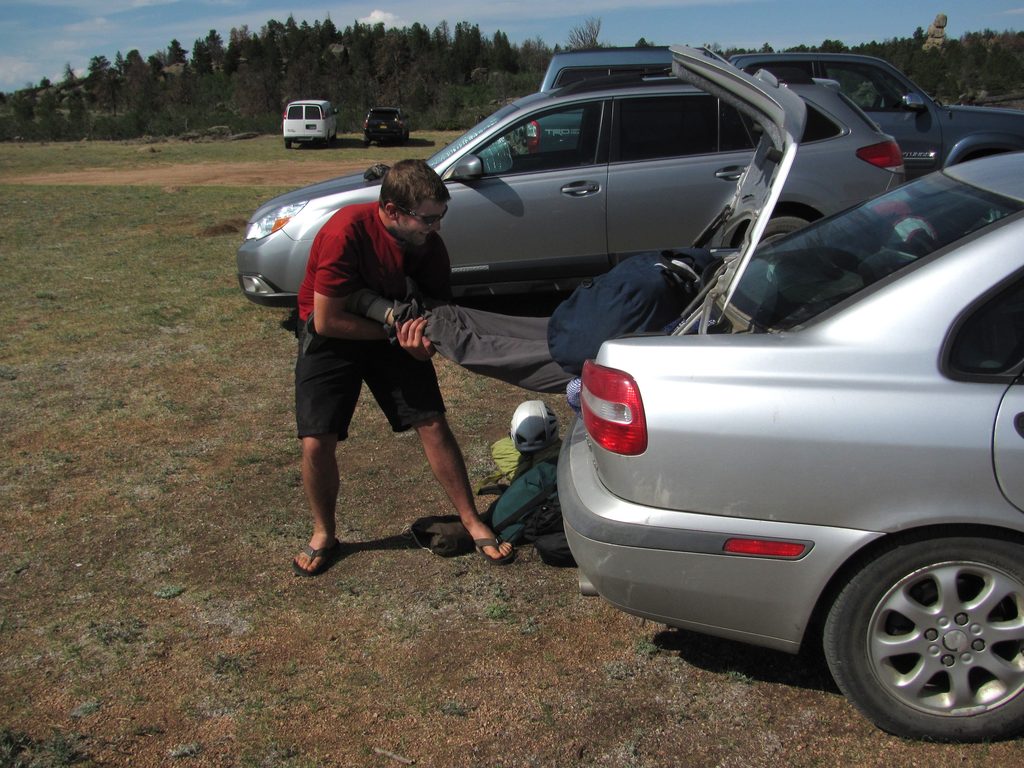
[62,16,114,37]
[358,9,402,27]
[0,56,44,90]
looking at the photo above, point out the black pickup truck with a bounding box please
[729,51,1024,178]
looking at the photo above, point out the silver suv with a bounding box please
[237,71,903,306]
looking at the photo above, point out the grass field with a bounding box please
[0,132,462,176]
[2,137,1023,767]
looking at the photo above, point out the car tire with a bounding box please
[284,139,292,149]
[824,536,1024,742]
[762,215,809,242]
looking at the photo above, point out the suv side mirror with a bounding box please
[447,155,484,181]
[902,92,927,112]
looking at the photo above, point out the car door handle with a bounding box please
[1015,413,1024,439]
[561,181,601,197]
[715,166,746,181]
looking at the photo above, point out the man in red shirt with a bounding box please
[292,160,514,575]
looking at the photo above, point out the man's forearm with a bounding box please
[312,291,387,340]
[313,310,386,340]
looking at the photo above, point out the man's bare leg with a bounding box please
[414,416,513,561]
[294,433,341,573]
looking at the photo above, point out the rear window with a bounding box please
[554,64,670,89]
[369,109,399,120]
[287,105,323,120]
[716,174,1024,332]
[801,103,841,142]
[949,278,1024,375]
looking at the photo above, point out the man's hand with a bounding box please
[395,316,435,360]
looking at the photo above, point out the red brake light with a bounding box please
[856,140,904,173]
[723,538,808,558]
[581,360,647,455]
[525,120,541,153]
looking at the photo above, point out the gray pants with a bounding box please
[423,304,571,393]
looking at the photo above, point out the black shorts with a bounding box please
[295,333,445,439]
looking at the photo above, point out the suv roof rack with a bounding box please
[553,69,678,95]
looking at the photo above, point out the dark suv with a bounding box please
[363,107,409,146]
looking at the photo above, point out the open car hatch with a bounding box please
[668,46,806,333]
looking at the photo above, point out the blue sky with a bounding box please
[2,1,1022,93]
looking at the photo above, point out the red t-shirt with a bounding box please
[297,201,451,321]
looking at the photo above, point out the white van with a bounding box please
[282,100,338,148]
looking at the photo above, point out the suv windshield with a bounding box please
[427,104,520,168]
[715,173,1024,332]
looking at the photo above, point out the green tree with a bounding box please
[121,50,156,115]
[205,30,225,70]
[491,30,517,73]
[192,38,213,76]
[167,39,188,65]
[452,22,484,82]
[67,89,88,138]
[819,39,848,52]
[36,88,66,139]
[86,55,117,112]
[61,63,78,87]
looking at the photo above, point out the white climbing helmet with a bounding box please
[510,400,559,453]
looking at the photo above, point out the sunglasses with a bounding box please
[393,202,447,226]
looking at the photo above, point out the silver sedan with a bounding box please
[561,151,1024,741]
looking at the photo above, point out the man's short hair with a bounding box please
[379,159,450,211]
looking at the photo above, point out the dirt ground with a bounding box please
[4,149,1024,767]
[6,160,368,187]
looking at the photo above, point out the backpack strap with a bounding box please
[491,482,558,535]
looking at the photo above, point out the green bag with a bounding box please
[485,459,560,545]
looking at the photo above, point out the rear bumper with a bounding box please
[558,420,882,653]
[364,130,405,141]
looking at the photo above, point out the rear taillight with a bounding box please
[526,120,540,153]
[856,140,904,173]
[581,360,647,455]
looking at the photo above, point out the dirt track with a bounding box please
[6,160,369,187]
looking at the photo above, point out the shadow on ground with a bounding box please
[653,626,840,694]
[289,137,437,151]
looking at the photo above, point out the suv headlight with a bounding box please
[245,201,308,240]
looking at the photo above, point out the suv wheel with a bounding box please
[284,139,292,149]
[824,537,1024,742]
[762,215,809,242]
